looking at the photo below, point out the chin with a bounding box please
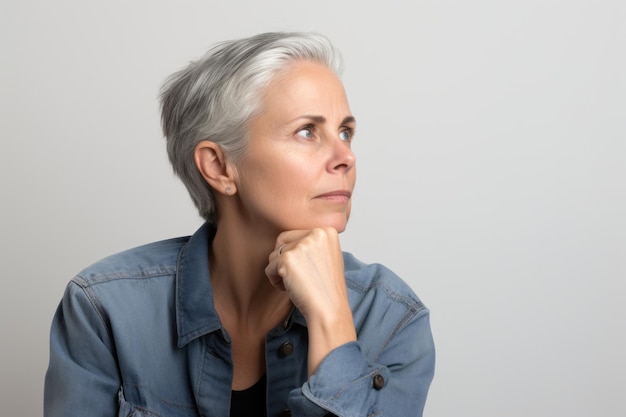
[318,215,350,233]
[285,212,350,233]
[333,219,349,233]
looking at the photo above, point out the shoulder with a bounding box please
[343,251,427,316]
[72,236,191,288]
[342,252,432,362]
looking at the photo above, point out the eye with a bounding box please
[339,128,354,142]
[296,126,315,139]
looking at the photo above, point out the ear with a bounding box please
[194,141,237,195]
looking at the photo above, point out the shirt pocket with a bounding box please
[117,387,161,417]
[117,386,200,417]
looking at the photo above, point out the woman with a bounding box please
[44,32,435,417]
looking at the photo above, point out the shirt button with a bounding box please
[278,341,294,357]
[277,408,291,417]
[373,373,385,390]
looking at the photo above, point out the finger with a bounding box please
[264,255,287,291]
[269,229,309,263]
[268,242,288,264]
[274,229,311,250]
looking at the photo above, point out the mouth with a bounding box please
[314,190,352,202]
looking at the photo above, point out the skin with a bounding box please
[194,60,357,390]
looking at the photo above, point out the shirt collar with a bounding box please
[175,223,222,347]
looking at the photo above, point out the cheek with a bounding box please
[238,163,305,210]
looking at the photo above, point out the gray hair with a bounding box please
[160,32,344,223]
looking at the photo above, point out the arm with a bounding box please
[44,282,121,417]
[266,228,357,376]
[266,228,435,416]
[289,308,435,417]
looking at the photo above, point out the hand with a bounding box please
[265,227,357,374]
[265,227,346,319]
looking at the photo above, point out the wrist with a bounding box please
[306,307,357,375]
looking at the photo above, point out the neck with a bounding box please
[209,215,291,330]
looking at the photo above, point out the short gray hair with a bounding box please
[160,32,344,223]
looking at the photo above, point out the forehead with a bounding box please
[258,61,350,117]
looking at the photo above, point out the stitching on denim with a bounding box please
[345,272,429,362]
[305,367,384,417]
[129,405,162,417]
[123,383,197,411]
[195,338,208,399]
[374,307,419,362]
[74,282,111,342]
[345,273,425,312]
[175,241,188,343]
[74,266,177,287]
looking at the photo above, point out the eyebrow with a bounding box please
[292,115,356,126]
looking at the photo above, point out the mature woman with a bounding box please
[44,32,435,417]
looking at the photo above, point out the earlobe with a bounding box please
[194,141,237,195]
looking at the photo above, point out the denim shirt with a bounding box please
[44,224,435,417]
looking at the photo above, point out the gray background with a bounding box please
[2,0,624,416]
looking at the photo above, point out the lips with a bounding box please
[315,190,352,201]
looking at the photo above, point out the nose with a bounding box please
[328,136,356,173]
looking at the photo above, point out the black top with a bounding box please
[230,374,267,417]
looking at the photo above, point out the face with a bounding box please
[233,60,357,235]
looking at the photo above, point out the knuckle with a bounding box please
[324,226,338,237]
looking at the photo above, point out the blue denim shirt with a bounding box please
[45,224,435,417]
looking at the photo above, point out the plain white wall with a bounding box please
[2,0,624,415]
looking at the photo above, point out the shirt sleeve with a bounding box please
[44,281,121,417]
[287,307,435,417]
